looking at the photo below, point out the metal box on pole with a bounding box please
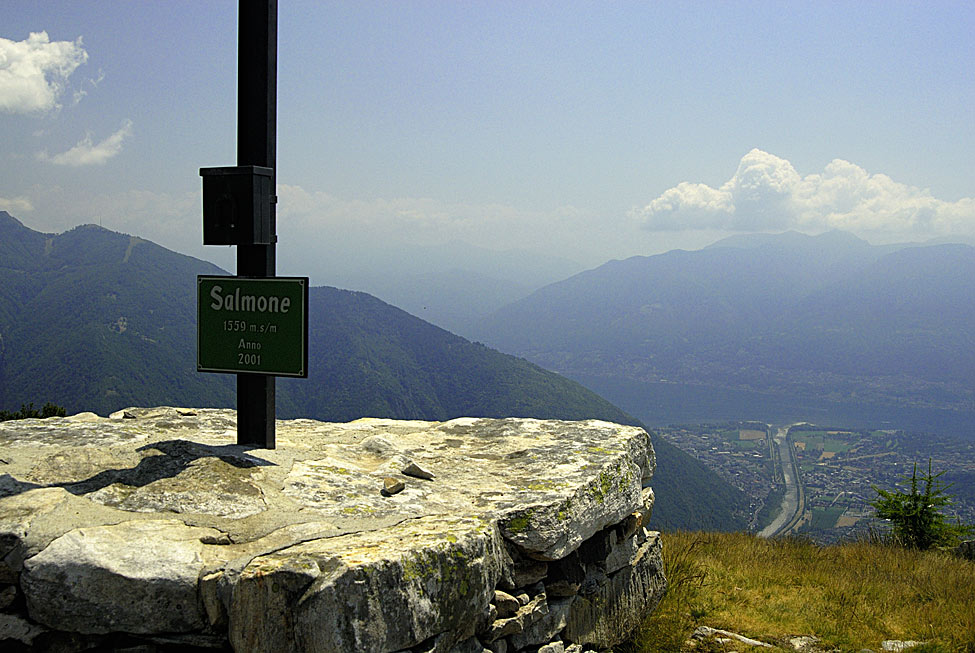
[200,165,275,245]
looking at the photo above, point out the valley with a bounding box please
[474,231,975,442]
[656,420,975,543]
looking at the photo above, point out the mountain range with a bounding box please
[0,211,747,531]
[472,230,975,436]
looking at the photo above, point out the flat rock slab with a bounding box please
[0,408,656,651]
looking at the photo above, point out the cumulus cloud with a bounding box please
[635,149,975,239]
[0,31,88,113]
[39,119,133,166]
[0,195,34,213]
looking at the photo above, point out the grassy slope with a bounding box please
[622,531,975,652]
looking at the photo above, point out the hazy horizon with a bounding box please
[2,2,973,289]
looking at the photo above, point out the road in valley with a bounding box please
[758,426,804,538]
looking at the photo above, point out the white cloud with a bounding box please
[635,149,975,239]
[0,31,88,114]
[39,119,133,166]
[0,195,34,213]
[71,68,104,106]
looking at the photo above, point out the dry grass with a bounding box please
[621,531,975,652]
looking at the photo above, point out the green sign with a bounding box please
[198,276,308,377]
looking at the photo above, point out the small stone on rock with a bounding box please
[382,477,406,496]
[402,461,435,480]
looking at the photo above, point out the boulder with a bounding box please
[0,408,663,652]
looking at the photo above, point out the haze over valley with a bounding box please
[472,230,975,437]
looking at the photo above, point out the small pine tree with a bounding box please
[870,459,974,550]
[40,402,67,418]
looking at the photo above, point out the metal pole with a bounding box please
[236,0,277,448]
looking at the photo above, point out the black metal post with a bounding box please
[236,0,277,448]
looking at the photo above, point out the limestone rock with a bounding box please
[563,530,667,648]
[509,596,571,650]
[787,635,827,651]
[0,409,661,652]
[230,516,505,652]
[22,519,226,634]
[538,642,565,653]
[692,626,773,648]
[497,453,645,561]
[484,591,547,643]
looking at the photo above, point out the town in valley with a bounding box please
[657,420,975,543]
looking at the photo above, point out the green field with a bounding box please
[792,430,854,456]
[809,506,845,531]
[731,439,761,451]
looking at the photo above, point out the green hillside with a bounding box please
[0,214,235,413]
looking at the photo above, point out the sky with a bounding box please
[2,1,974,288]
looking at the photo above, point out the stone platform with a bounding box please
[0,408,665,652]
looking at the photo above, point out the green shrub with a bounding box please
[870,459,974,550]
[0,402,66,421]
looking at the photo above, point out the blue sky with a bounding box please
[2,1,974,285]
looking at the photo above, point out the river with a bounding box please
[758,426,803,537]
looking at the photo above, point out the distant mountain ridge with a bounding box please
[288,234,584,336]
[0,212,748,531]
[473,230,975,433]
